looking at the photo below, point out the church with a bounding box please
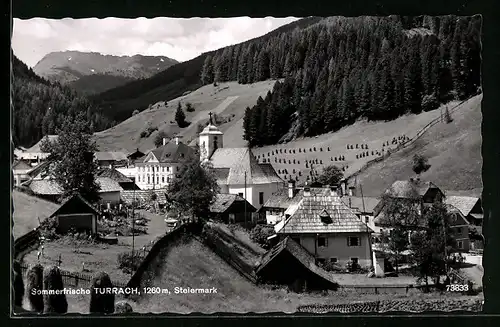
[199,113,284,210]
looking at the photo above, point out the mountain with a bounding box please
[12,53,113,147]
[90,17,323,123]
[32,51,178,94]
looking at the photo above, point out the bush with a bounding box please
[90,272,115,314]
[43,266,68,313]
[140,125,158,138]
[321,261,344,273]
[13,261,24,307]
[132,109,140,116]
[27,264,44,312]
[186,102,195,112]
[249,225,275,250]
[345,260,362,273]
[115,300,133,313]
[117,252,143,273]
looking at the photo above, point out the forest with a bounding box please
[199,15,482,147]
[12,54,114,147]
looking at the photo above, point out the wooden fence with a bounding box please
[346,99,468,183]
[14,228,41,260]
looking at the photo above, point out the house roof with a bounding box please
[96,177,123,192]
[120,190,167,204]
[149,141,197,163]
[94,151,128,162]
[209,148,283,185]
[96,167,133,183]
[263,187,330,210]
[341,196,380,214]
[26,161,52,178]
[27,179,63,195]
[200,124,224,135]
[209,193,256,213]
[445,196,481,217]
[278,193,373,234]
[446,204,471,226]
[50,194,100,217]
[127,148,145,159]
[27,135,58,153]
[256,237,338,286]
[12,159,32,171]
[385,180,443,198]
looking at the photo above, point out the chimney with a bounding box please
[109,164,113,169]
[303,184,311,197]
[288,180,296,199]
[339,179,346,197]
[163,138,168,146]
[330,185,338,197]
[349,186,355,197]
[174,135,183,145]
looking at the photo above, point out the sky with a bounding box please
[12,17,299,68]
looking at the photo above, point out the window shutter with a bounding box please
[358,237,361,247]
[347,237,350,247]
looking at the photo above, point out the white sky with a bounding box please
[12,17,299,67]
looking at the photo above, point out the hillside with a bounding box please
[94,80,277,152]
[12,190,59,239]
[353,94,482,196]
[33,51,178,94]
[90,17,323,123]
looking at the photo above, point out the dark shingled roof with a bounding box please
[386,180,443,198]
[278,193,373,234]
[50,194,100,217]
[209,148,283,185]
[149,142,197,163]
[94,151,128,162]
[256,237,338,286]
[96,167,133,183]
[209,193,256,213]
[445,196,481,217]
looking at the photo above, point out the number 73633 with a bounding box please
[446,284,469,292]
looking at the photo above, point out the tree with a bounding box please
[43,266,68,313]
[166,155,220,219]
[201,54,214,84]
[412,154,431,175]
[27,264,44,312]
[154,131,168,148]
[89,272,115,314]
[317,165,343,186]
[115,301,134,313]
[185,102,195,112]
[42,113,101,203]
[388,227,409,273]
[175,102,186,128]
[444,106,453,123]
[13,261,24,308]
[378,185,423,228]
[132,109,140,116]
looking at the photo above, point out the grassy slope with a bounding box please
[354,94,482,197]
[94,80,276,152]
[251,99,468,186]
[12,190,59,239]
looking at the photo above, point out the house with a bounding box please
[96,167,139,190]
[50,194,100,235]
[340,192,380,233]
[209,193,256,224]
[199,115,284,210]
[94,151,128,168]
[275,185,374,268]
[135,136,197,190]
[96,177,123,206]
[255,237,339,292]
[12,159,32,186]
[17,135,57,166]
[446,204,472,252]
[445,195,483,226]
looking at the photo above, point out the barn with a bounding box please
[209,193,256,224]
[50,194,100,235]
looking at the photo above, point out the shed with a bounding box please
[209,193,256,224]
[50,194,100,235]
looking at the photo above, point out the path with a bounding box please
[190,96,239,122]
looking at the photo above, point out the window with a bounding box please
[318,237,328,247]
[147,175,150,184]
[365,216,369,224]
[456,227,462,234]
[291,237,301,244]
[259,192,264,205]
[317,258,326,265]
[350,258,359,264]
[167,177,171,183]
[162,167,165,172]
[457,240,464,249]
[157,176,159,184]
[347,236,361,247]
[162,176,165,183]
[167,166,170,172]
[330,258,338,263]
[238,193,243,197]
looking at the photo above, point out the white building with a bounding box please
[199,118,284,210]
[134,136,197,190]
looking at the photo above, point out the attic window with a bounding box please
[319,209,333,224]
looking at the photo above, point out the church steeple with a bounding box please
[199,112,224,161]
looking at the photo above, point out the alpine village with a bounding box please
[12,15,484,314]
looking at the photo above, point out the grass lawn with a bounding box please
[12,190,59,240]
[21,209,169,286]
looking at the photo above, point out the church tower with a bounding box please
[199,112,224,161]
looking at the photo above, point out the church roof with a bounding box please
[149,141,197,163]
[209,148,283,185]
[200,124,223,135]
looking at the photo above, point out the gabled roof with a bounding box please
[256,237,338,286]
[26,161,52,178]
[446,204,471,226]
[149,142,197,163]
[209,193,256,213]
[96,177,123,192]
[27,179,63,195]
[94,151,128,162]
[120,190,167,204]
[263,187,330,210]
[209,148,283,185]
[96,167,133,183]
[50,194,100,217]
[385,180,443,198]
[445,196,481,217]
[12,159,32,171]
[278,193,373,234]
[341,196,380,214]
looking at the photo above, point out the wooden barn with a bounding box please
[209,193,256,224]
[255,237,339,292]
[50,194,100,235]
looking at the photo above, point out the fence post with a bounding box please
[375,286,378,294]
[75,274,78,287]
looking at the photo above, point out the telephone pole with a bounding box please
[244,171,247,229]
[360,184,374,270]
